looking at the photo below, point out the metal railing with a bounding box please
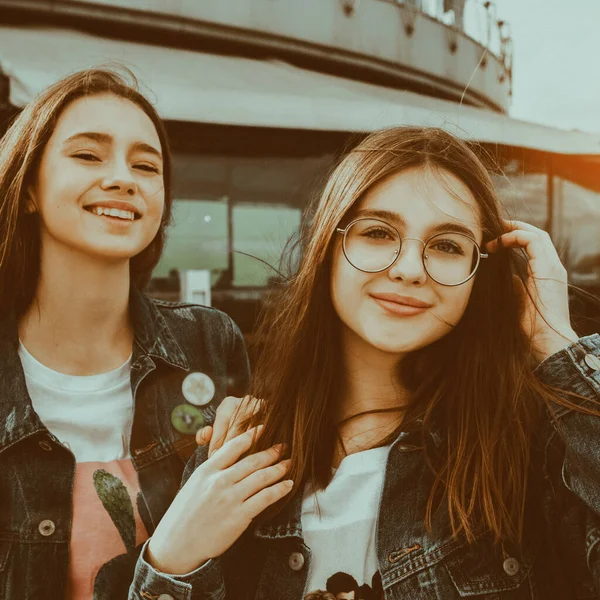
[371,0,512,75]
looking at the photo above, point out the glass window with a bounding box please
[491,167,548,230]
[492,166,600,287]
[154,197,229,287]
[553,178,600,288]
[233,204,302,287]
[151,146,335,303]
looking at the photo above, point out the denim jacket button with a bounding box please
[38,520,56,537]
[503,557,520,576]
[584,353,600,371]
[288,551,305,571]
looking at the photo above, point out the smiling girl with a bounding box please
[138,127,600,600]
[0,69,250,599]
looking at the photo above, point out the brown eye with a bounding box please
[73,152,100,162]
[134,163,160,174]
[430,240,463,255]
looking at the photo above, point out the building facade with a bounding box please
[1,0,598,334]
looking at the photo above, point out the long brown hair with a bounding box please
[249,126,590,545]
[0,67,173,316]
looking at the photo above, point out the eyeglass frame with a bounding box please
[335,217,489,287]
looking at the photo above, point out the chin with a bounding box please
[81,242,148,262]
[87,232,155,254]
[364,325,447,355]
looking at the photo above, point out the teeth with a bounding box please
[89,206,136,220]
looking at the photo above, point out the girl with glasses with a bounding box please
[0,68,250,599]
[140,127,600,600]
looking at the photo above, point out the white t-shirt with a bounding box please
[19,343,149,600]
[301,445,390,600]
[19,342,133,462]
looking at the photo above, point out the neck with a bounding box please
[18,245,134,375]
[334,327,408,464]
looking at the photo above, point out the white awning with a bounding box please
[2,25,600,155]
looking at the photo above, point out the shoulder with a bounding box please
[140,295,248,372]
[147,296,241,341]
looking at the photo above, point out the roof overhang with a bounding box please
[2,26,600,160]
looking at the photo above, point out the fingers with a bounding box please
[226,444,286,483]
[207,425,263,472]
[499,219,542,234]
[196,425,212,446]
[243,479,294,517]
[486,221,563,267]
[209,396,261,458]
[236,459,291,501]
[223,397,261,446]
[209,396,241,457]
[486,230,545,259]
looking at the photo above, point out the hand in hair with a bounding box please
[147,426,292,574]
[486,220,578,362]
[196,395,262,457]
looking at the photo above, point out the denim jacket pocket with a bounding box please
[444,536,537,597]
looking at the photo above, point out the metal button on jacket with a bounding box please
[38,520,56,537]
[288,551,305,571]
[584,353,600,371]
[503,557,520,576]
[38,440,52,452]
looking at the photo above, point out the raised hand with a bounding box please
[147,427,292,575]
[485,220,578,362]
[196,395,261,457]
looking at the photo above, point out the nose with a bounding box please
[387,237,427,285]
[100,157,137,196]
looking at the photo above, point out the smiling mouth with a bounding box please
[371,295,431,317]
[84,206,140,221]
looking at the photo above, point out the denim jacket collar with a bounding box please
[253,429,437,541]
[0,313,46,455]
[129,288,189,371]
[0,288,189,455]
[254,492,304,541]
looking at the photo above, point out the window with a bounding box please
[152,149,333,294]
[553,178,600,288]
[154,197,229,287]
[491,169,548,230]
[233,204,302,287]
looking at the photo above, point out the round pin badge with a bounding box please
[182,372,215,407]
[171,404,205,436]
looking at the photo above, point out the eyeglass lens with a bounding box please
[342,218,480,286]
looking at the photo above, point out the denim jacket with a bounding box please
[131,334,600,600]
[0,289,250,600]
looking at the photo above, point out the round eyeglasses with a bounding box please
[336,218,488,287]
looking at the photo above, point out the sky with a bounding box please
[495,0,600,134]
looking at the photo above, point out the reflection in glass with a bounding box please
[233,204,301,287]
[154,198,229,286]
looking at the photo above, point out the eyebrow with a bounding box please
[354,208,478,239]
[63,131,163,161]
